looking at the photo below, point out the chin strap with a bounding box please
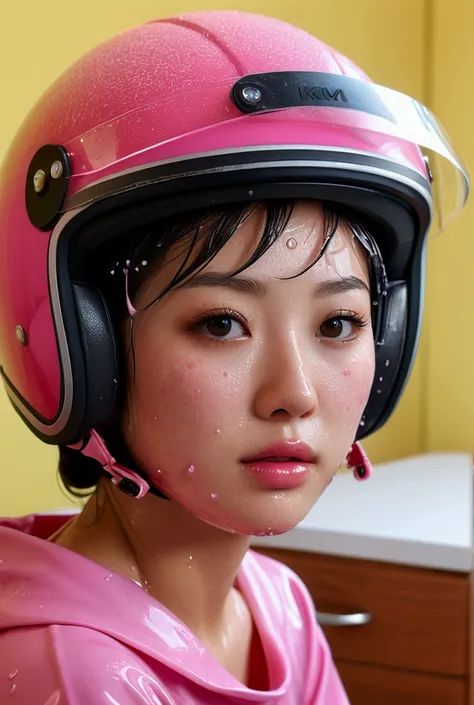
[346,441,373,481]
[69,430,169,500]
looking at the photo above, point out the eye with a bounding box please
[201,315,247,340]
[319,315,365,341]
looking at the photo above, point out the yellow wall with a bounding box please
[0,0,466,515]
[423,1,474,452]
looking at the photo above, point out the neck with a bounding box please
[54,480,251,641]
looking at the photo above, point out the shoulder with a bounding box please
[243,550,350,703]
[0,624,154,704]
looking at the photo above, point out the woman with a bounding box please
[0,10,468,704]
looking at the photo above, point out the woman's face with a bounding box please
[122,201,375,535]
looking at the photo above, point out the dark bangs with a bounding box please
[98,200,373,321]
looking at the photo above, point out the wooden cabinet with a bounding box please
[335,662,467,705]
[256,547,470,704]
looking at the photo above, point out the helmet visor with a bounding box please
[62,73,469,237]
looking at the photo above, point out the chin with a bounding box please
[249,524,297,538]
[172,482,322,537]
[224,502,313,538]
[186,506,305,538]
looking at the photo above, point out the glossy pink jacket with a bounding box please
[0,514,350,704]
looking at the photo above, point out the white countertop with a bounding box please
[252,453,474,572]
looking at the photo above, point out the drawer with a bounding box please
[256,548,469,675]
[336,660,467,705]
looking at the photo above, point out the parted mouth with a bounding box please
[241,442,315,464]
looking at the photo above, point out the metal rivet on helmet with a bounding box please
[50,160,64,180]
[231,80,266,113]
[15,326,28,346]
[241,86,262,104]
[25,145,71,231]
[33,170,47,194]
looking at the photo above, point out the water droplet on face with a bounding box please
[343,369,351,376]
[189,556,193,561]
[9,670,18,680]
[104,574,113,582]
[215,429,221,434]
[188,465,195,473]
[211,493,218,500]
[9,684,16,695]
[285,237,298,250]
[223,371,228,377]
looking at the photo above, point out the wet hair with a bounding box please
[59,199,376,498]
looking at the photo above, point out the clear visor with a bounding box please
[63,76,469,236]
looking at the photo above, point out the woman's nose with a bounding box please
[253,338,318,421]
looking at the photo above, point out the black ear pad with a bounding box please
[71,282,120,434]
[357,282,407,440]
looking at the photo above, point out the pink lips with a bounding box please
[241,442,314,489]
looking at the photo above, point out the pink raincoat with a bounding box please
[0,514,349,704]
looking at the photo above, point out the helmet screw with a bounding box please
[241,86,262,104]
[15,326,28,346]
[50,160,64,179]
[33,170,47,194]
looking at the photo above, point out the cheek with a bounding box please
[346,355,375,413]
[325,350,375,421]
[129,345,244,440]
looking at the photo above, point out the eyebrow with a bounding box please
[180,272,370,297]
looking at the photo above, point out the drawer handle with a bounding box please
[316,611,372,627]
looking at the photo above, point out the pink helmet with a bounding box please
[0,11,468,450]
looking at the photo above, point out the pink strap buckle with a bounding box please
[346,442,373,481]
[69,430,150,498]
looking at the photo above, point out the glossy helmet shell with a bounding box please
[0,11,432,445]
